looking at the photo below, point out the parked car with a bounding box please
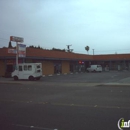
[87,65,102,72]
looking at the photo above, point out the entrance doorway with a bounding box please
[5,64,14,77]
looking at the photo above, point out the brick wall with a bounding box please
[42,61,54,75]
[62,61,70,74]
[0,60,5,76]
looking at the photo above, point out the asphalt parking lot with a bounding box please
[0,71,130,130]
[1,70,130,84]
[41,71,130,83]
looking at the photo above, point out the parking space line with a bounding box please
[12,124,58,130]
[51,103,128,109]
[0,99,130,110]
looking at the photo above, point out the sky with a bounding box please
[0,0,130,55]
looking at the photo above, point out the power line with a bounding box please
[0,37,130,53]
[0,38,7,40]
[75,48,130,53]
[92,49,94,55]
[95,49,130,52]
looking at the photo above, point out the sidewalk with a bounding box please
[0,77,41,85]
[0,77,13,81]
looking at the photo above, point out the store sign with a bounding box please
[10,36,24,43]
[8,49,16,54]
[18,44,26,57]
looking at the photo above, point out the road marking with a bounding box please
[12,124,58,130]
[51,103,129,109]
[94,105,97,107]
[57,74,60,76]
[111,75,117,78]
[38,102,46,104]
[0,99,130,110]
[48,75,53,76]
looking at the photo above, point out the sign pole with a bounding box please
[9,36,24,69]
[16,42,18,70]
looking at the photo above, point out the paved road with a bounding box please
[0,71,130,130]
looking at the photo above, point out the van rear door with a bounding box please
[35,64,42,76]
[97,65,102,71]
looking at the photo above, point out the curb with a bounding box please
[0,81,22,84]
[42,72,87,77]
[99,83,130,86]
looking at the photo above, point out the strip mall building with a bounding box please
[0,47,130,77]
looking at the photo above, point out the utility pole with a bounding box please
[92,49,94,55]
[66,45,73,52]
[16,42,18,69]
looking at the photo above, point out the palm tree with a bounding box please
[85,46,90,54]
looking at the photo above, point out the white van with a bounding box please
[12,63,42,80]
[87,65,102,72]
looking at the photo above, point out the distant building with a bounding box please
[0,48,130,77]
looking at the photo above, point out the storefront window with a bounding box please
[70,61,85,73]
[54,62,62,74]
[6,65,13,72]
[19,66,23,71]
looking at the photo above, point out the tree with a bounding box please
[38,45,41,49]
[29,45,34,48]
[8,41,12,48]
[85,46,90,54]
[51,48,66,52]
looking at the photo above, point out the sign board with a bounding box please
[8,49,17,54]
[10,36,24,43]
[8,44,26,57]
[18,44,26,57]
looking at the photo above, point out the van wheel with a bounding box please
[29,76,34,81]
[14,76,18,81]
[93,70,96,73]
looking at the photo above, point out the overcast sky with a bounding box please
[0,0,130,55]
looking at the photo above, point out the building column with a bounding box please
[4,59,7,72]
[123,60,126,70]
[128,61,130,71]
[109,61,112,70]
